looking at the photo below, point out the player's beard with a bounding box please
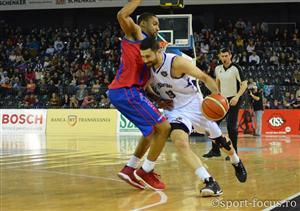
[145,56,158,68]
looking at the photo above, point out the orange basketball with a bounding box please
[201,93,229,121]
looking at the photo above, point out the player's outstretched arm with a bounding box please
[117,0,142,38]
[172,56,219,94]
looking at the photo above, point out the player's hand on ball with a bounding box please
[158,99,173,111]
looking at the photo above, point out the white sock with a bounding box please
[142,159,155,173]
[127,155,140,168]
[195,167,211,181]
[230,152,240,165]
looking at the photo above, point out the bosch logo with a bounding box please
[268,114,286,130]
[2,114,43,125]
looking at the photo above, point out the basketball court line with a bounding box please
[8,168,123,182]
[262,191,300,211]
[131,191,168,211]
[7,168,169,210]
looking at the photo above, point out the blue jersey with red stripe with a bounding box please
[108,38,150,89]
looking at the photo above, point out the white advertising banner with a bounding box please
[0,109,47,134]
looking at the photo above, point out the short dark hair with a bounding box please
[219,48,231,54]
[140,36,160,51]
[137,12,157,25]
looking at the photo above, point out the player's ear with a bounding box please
[139,20,146,28]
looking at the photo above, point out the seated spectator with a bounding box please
[292,69,300,85]
[76,84,88,106]
[23,94,38,108]
[25,69,36,82]
[236,35,244,52]
[61,94,70,108]
[12,77,24,96]
[263,98,270,109]
[54,37,64,52]
[99,94,110,108]
[8,51,17,63]
[15,51,24,64]
[200,41,209,54]
[270,99,283,109]
[49,92,60,108]
[26,79,36,94]
[82,59,92,73]
[249,51,260,65]
[47,80,58,96]
[269,52,279,66]
[240,51,248,66]
[278,53,287,65]
[0,76,12,96]
[46,45,55,55]
[69,94,79,108]
[81,95,95,108]
[288,93,297,107]
[246,40,255,53]
[294,88,300,108]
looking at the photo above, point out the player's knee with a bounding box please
[213,136,232,151]
[155,121,171,136]
[173,138,189,151]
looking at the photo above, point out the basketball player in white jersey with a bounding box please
[139,37,247,196]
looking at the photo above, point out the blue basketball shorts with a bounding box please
[108,86,165,137]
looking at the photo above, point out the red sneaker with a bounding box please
[134,168,166,191]
[117,165,145,190]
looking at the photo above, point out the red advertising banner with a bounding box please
[238,109,300,135]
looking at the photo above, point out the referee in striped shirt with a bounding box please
[203,48,248,159]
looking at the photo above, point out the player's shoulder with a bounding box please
[165,52,179,58]
[215,64,223,72]
[231,63,242,72]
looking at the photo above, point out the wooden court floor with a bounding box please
[1,134,300,211]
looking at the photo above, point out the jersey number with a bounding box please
[165,90,176,99]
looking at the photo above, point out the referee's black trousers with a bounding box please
[212,98,241,154]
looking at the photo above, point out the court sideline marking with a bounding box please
[7,168,168,210]
[8,168,123,182]
[131,191,168,211]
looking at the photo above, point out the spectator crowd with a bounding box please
[0,18,299,109]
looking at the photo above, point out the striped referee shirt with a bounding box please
[215,63,245,98]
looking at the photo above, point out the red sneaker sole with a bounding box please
[117,172,145,190]
[133,170,165,191]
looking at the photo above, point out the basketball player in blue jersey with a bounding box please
[140,37,247,196]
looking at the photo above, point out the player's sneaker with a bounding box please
[117,165,145,190]
[199,177,223,197]
[232,160,247,183]
[202,149,221,158]
[134,167,165,191]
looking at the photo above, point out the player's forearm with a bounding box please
[117,0,142,18]
[203,76,219,94]
[250,94,260,101]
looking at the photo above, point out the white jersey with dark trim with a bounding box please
[150,53,200,109]
[215,63,245,98]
